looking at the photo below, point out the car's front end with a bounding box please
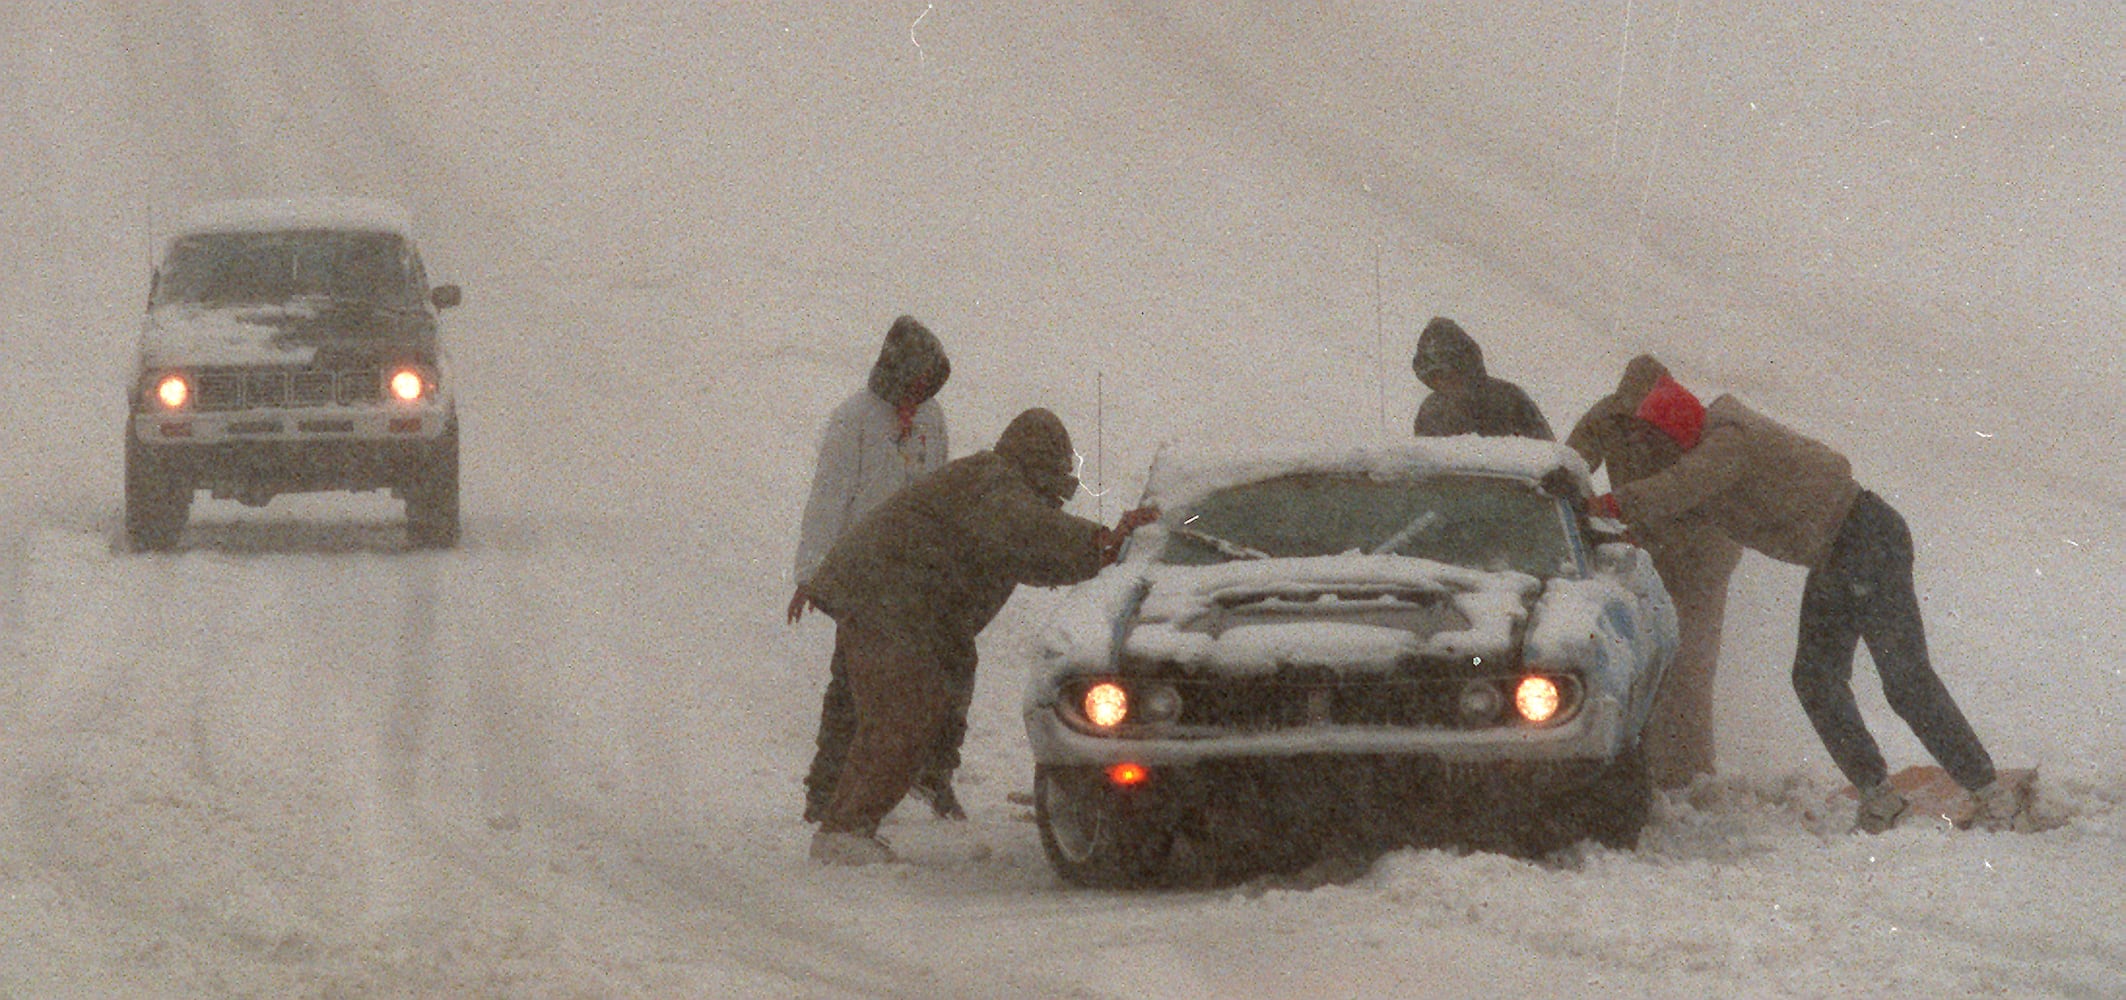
[1024,440,1676,885]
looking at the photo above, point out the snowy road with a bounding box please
[2,2,2122,996]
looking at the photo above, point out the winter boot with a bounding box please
[1854,781,1907,834]
[1966,778,2033,832]
[809,829,896,866]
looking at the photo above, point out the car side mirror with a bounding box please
[431,284,463,310]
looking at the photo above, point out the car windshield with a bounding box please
[1157,472,1577,577]
[154,229,413,310]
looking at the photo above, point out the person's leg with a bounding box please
[913,634,977,818]
[1849,496,1996,791]
[817,620,949,838]
[1643,541,1736,788]
[801,630,856,822]
[1792,535,1888,793]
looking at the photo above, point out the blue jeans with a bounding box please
[1792,491,1996,791]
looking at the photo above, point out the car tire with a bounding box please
[404,417,460,549]
[1521,743,1653,855]
[1034,764,1174,889]
[123,429,190,552]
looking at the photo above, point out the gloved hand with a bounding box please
[1097,506,1161,564]
[1116,505,1160,532]
[786,587,814,625]
[1588,493,1623,520]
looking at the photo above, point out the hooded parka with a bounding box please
[1567,355,1742,787]
[1410,317,1554,440]
[805,408,1111,838]
[792,316,954,821]
[791,316,951,586]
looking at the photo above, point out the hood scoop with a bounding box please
[1189,585,1469,639]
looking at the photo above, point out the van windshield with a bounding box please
[155,230,413,310]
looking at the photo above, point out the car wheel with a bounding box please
[404,418,460,549]
[1035,764,1174,889]
[123,430,190,552]
[1521,743,1653,855]
[1575,741,1653,849]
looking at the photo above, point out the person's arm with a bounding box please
[1516,387,1555,441]
[792,410,867,588]
[979,488,1157,588]
[1614,418,1746,525]
[1413,394,1467,437]
[1564,395,1622,474]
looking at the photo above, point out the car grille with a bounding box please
[1172,676,1470,730]
[194,368,381,411]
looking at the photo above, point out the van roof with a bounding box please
[172,197,416,238]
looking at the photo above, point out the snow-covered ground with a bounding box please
[2,3,2121,996]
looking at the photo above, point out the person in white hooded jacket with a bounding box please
[788,315,959,821]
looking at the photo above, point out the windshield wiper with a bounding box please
[1169,524,1272,561]
[1371,510,1442,555]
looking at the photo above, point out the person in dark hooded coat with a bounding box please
[1568,355,1742,789]
[788,316,968,822]
[1410,316,1554,440]
[801,408,1158,865]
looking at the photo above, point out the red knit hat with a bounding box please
[1635,374,1705,451]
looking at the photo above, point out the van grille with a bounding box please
[194,368,380,411]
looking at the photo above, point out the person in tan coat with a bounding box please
[1591,375,2024,833]
[801,408,1157,864]
[1568,356,1742,790]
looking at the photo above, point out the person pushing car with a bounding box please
[800,407,1158,864]
[1588,375,2026,833]
[1568,355,1742,790]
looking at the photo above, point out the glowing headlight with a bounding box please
[153,374,190,410]
[388,368,427,402]
[1514,676,1563,724]
[1083,682,1129,728]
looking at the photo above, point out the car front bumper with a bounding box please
[1024,694,1624,769]
[131,403,453,495]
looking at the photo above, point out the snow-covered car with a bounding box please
[1025,438,1678,886]
[123,197,463,550]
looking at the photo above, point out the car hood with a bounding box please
[140,300,434,369]
[1117,555,1541,677]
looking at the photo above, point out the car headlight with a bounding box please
[151,373,191,411]
[1457,679,1505,725]
[1067,680,1182,733]
[1515,676,1562,723]
[1083,682,1128,728]
[1510,672,1583,726]
[387,366,430,403]
[1138,685,1183,723]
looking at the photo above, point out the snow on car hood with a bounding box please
[139,303,325,368]
[139,299,432,369]
[1033,547,1543,684]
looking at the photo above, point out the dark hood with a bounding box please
[866,315,951,407]
[994,407,1079,505]
[1613,354,1671,413]
[1411,316,1486,381]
